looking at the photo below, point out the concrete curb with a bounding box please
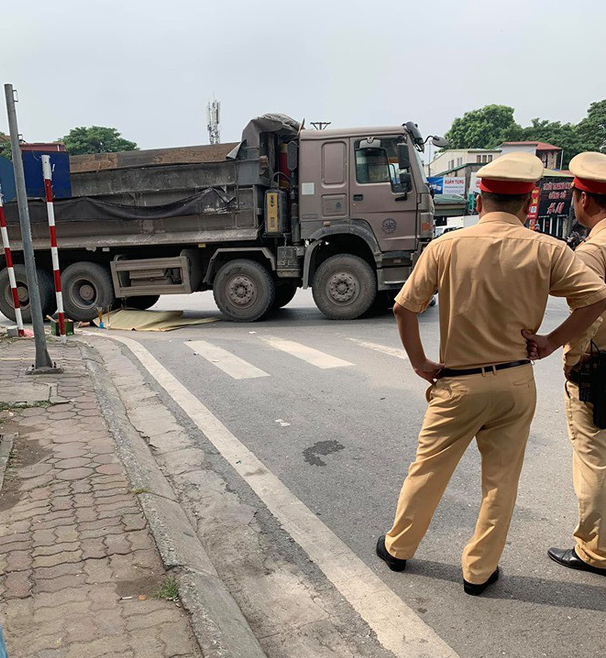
[0,432,15,493]
[81,342,267,658]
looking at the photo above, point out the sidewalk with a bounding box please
[0,337,202,658]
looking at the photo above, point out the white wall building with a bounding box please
[425,148,502,177]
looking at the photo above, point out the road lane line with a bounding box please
[185,340,269,380]
[260,336,353,369]
[347,337,409,361]
[95,334,458,658]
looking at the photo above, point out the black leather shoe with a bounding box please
[548,547,606,576]
[376,535,407,572]
[463,567,499,596]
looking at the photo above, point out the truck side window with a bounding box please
[355,144,390,184]
[355,138,410,193]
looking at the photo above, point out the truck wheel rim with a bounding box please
[327,271,358,305]
[227,275,257,308]
[5,284,29,309]
[69,279,97,309]
[16,284,29,305]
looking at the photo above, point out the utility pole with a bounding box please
[310,121,331,131]
[4,84,59,373]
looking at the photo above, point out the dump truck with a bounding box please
[1,114,442,323]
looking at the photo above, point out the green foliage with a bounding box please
[445,100,606,168]
[59,126,138,155]
[445,105,522,149]
[518,119,583,168]
[0,132,11,160]
[577,100,606,153]
[154,576,179,601]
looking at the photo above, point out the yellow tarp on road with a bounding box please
[92,309,219,332]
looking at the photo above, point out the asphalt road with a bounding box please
[3,291,602,657]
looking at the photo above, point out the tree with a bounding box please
[0,132,11,160]
[519,119,584,168]
[59,126,138,155]
[577,100,606,153]
[445,105,522,149]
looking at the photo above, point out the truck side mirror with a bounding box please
[398,144,410,170]
[432,136,449,148]
[399,171,412,192]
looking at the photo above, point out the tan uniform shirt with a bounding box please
[395,212,606,369]
[564,218,606,366]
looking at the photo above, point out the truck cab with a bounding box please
[297,124,434,318]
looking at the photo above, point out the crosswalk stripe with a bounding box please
[186,340,269,380]
[346,338,408,360]
[260,336,353,369]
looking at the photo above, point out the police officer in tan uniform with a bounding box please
[527,152,606,576]
[376,152,606,595]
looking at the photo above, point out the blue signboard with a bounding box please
[0,156,16,202]
[427,176,444,194]
[22,150,72,199]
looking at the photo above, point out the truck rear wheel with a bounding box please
[213,259,275,322]
[61,262,115,321]
[122,295,160,311]
[273,282,298,309]
[0,264,56,323]
[312,255,376,320]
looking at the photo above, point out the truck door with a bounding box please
[349,136,418,252]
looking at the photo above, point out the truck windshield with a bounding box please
[354,137,411,193]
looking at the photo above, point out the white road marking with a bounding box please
[96,334,459,658]
[261,336,353,369]
[347,337,409,361]
[185,340,269,380]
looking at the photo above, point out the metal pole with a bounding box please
[41,155,66,341]
[4,84,57,373]
[0,183,25,336]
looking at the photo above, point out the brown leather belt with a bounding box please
[439,359,531,378]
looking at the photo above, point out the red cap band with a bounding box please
[573,176,606,195]
[479,178,536,195]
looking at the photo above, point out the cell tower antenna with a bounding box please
[207,99,221,145]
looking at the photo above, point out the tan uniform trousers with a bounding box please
[564,381,606,568]
[385,364,536,584]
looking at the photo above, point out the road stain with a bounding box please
[303,440,345,467]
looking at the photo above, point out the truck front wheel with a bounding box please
[0,264,56,323]
[61,262,115,321]
[312,255,376,320]
[213,259,275,322]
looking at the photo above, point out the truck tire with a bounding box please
[0,264,56,323]
[122,295,160,311]
[61,262,115,321]
[273,282,298,309]
[312,255,376,320]
[213,259,275,322]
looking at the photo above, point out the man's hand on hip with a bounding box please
[413,358,444,383]
[522,329,556,360]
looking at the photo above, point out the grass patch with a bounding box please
[154,576,179,601]
[131,487,150,495]
[0,400,52,412]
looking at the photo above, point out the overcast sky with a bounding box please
[2,0,604,150]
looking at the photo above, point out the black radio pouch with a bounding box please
[579,342,606,429]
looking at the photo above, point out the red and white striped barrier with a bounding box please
[41,155,66,340]
[0,184,25,336]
